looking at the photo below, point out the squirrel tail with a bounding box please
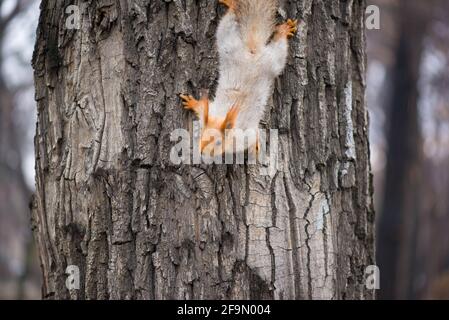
[235,0,277,54]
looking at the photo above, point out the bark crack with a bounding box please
[267,172,279,291]
[243,165,250,264]
[302,182,316,300]
[283,175,301,299]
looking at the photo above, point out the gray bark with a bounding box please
[32,0,374,300]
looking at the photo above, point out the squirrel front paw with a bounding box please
[275,19,298,39]
[180,94,201,115]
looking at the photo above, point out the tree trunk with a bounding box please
[32,0,374,300]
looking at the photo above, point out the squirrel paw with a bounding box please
[180,94,201,115]
[219,0,236,11]
[276,19,298,39]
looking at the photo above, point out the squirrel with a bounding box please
[180,0,297,158]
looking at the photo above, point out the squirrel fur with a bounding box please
[181,0,297,157]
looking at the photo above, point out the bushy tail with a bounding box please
[235,0,277,54]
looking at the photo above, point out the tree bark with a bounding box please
[32,0,374,300]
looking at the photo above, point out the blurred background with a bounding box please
[0,0,448,299]
[0,0,40,299]
[367,0,449,299]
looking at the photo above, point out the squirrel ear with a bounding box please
[221,103,239,131]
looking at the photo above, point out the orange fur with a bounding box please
[221,104,239,130]
[219,0,236,11]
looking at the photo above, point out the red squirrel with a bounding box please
[180,0,297,157]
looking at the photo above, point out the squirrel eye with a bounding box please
[216,140,222,146]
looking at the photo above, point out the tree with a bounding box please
[31,0,374,299]
[0,0,37,299]
[375,0,436,300]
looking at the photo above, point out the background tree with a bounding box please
[376,0,427,300]
[369,0,449,299]
[0,0,40,299]
[31,0,374,299]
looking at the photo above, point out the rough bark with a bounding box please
[32,0,374,300]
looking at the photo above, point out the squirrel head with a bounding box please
[200,103,240,157]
